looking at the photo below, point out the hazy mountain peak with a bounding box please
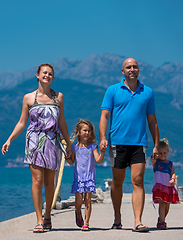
[159,62,183,74]
[53,57,81,70]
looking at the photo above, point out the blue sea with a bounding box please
[0,165,183,222]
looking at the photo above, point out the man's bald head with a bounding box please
[122,58,139,70]
[122,58,139,81]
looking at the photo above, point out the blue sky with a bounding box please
[1,0,183,72]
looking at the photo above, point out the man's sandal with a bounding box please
[81,223,90,231]
[33,224,44,233]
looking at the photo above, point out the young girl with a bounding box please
[151,138,179,230]
[66,119,105,231]
[2,64,71,233]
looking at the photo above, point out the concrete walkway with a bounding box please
[0,194,183,240]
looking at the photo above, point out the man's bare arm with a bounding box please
[99,110,110,151]
[147,114,159,159]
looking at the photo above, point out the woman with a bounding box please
[2,63,71,233]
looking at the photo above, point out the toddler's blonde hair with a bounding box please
[159,138,170,152]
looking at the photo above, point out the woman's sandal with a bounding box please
[33,224,44,233]
[43,217,52,230]
[81,223,90,231]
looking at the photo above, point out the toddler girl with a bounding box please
[67,119,105,231]
[151,138,179,230]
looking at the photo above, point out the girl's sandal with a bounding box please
[111,222,122,229]
[43,217,52,230]
[75,210,84,227]
[81,223,90,231]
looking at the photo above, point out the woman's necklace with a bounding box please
[35,89,57,105]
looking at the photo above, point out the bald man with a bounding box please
[99,58,159,232]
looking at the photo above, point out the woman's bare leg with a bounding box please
[29,164,44,226]
[43,168,55,225]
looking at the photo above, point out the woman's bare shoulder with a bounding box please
[53,91,64,104]
[58,91,64,99]
[23,90,37,107]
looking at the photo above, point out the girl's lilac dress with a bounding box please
[71,143,97,194]
[24,90,61,170]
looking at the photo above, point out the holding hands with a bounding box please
[152,146,159,160]
[99,139,108,152]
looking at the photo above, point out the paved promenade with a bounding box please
[0,194,183,240]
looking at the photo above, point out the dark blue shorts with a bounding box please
[109,145,146,169]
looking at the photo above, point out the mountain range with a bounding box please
[0,53,183,167]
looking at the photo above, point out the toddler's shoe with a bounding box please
[159,222,168,230]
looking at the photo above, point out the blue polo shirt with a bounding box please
[101,79,155,146]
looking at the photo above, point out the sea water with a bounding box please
[0,166,182,222]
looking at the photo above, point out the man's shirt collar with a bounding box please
[120,78,144,93]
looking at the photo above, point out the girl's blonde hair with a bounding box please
[159,138,170,152]
[72,119,96,143]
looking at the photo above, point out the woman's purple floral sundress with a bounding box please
[24,90,61,170]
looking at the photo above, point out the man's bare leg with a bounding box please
[131,163,148,230]
[111,167,126,225]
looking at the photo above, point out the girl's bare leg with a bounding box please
[158,199,166,223]
[75,192,83,221]
[165,202,170,220]
[84,192,92,224]
[29,164,44,225]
